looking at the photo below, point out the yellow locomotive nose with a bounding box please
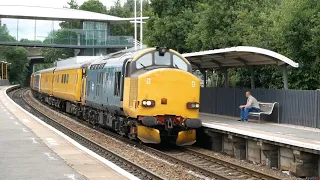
[136,68,200,119]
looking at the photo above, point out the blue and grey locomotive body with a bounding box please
[84,54,132,117]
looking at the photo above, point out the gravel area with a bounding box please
[25,91,210,180]
[188,147,303,180]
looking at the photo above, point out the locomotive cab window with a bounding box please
[173,55,188,72]
[134,50,191,73]
[155,52,171,66]
[136,53,152,69]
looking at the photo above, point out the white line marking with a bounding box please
[22,118,30,123]
[14,122,19,125]
[64,174,76,180]
[22,128,28,132]
[44,152,57,161]
[46,138,59,146]
[31,138,38,144]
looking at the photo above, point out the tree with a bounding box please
[145,0,199,53]
[41,29,77,62]
[0,20,29,85]
[79,0,107,14]
[20,38,42,44]
[3,47,29,85]
[270,0,320,90]
[59,0,81,29]
[108,0,133,36]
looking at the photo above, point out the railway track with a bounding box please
[9,87,163,180]
[156,147,282,180]
[9,87,289,180]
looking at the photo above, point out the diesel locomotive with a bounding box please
[30,47,202,146]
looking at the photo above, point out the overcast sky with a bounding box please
[0,0,126,41]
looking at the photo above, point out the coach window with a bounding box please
[136,53,152,69]
[104,72,108,88]
[100,72,103,84]
[114,72,121,96]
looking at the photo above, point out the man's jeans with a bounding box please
[240,107,260,121]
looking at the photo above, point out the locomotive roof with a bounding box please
[31,71,41,76]
[89,47,152,66]
[54,63,91,71]
[37,67,56,73]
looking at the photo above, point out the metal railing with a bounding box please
[0,28,134,47]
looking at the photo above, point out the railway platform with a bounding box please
[0,85,135,180]
[199,113,320,178]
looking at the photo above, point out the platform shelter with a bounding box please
[181,47,320,129]
[183,46,299,89]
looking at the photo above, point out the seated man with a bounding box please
[238,91,260,122]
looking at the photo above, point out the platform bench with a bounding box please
[248,102,279,123]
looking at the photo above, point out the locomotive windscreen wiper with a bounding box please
[138,62,146,69]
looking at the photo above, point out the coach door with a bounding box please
[80,68,87,105]
[119,59,131,108]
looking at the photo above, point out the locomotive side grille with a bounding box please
[129,78,138,108]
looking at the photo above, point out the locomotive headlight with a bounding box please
[187,102,200,109]
[142,100,155,107]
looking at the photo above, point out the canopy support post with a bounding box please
[282,65,288,89]
[201,69,207,87]
[250,66,255,89]
[223,68,229,88]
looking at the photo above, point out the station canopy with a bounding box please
[182,46,299,70]
[0,5,149,23]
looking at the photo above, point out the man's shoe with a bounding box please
[238,119,243,122]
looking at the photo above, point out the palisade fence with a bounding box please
[199,87,320,129]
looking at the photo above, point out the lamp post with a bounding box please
[134,0,137,50]
[140,0,143,49]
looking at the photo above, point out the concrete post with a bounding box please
[6,63,8,80]
[32,64,35,73]
[282,65,288,89]
[203,70,207,88]
[224,68,229,88]
[250,66,255,89]
[200,69,207,88]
